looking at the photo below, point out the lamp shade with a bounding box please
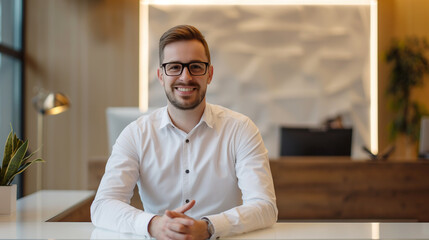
[33,92,70,115]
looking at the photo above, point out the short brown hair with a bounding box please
[159,25,211,65]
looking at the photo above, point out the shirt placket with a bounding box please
[182,134,191,205]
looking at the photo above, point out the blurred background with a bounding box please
[0,0,428,199]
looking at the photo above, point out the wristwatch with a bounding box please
[202,217,214,239]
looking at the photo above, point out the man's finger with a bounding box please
[172,217,195,226]
[167,221,190,234]
[165,210,180,218]
[165,227,190,240]
[165,211,194,225]
[173,200,196,213]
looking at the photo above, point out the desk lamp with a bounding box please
[32,91,70,190]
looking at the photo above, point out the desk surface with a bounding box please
[1,190,429,239]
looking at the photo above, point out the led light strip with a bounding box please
[369,0,378,154]
[139,1,149,113]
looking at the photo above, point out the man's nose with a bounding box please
[179,66,192,81]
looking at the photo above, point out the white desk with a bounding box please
[1,190,429,239]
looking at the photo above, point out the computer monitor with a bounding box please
[280,127,353,156]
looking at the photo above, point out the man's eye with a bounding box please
[167,65,181,71]
[190,64,204,70]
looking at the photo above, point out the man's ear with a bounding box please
[157,68,165,86]
[207,65,214,85]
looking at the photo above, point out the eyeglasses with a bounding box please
[161,62,209,76]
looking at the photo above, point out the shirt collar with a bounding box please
[159,106,173,129]
[158,103,215,130]
[200,103,214,129]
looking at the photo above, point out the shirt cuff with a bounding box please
[202,214,230,239]
[133,211,157,238]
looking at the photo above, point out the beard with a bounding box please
[164,83,206,110]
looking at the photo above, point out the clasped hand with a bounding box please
[148,200,210,240]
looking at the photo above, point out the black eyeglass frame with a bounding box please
[161,61,210,76]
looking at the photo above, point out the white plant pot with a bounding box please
[0,184,17,215]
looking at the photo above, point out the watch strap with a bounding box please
[202,217,214,239]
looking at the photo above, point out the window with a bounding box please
[0,0,24,198]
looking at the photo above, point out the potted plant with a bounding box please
[0,127,44,214]
[385,37,429,158]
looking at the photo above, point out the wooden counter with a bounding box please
[270,158,429,221]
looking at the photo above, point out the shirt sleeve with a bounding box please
[90,123,156,238]
[202,118,278,239]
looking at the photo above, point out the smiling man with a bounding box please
[91,25,277,240]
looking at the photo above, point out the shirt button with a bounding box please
[185,199,190,203]
[185,169,190,174]
[185,139,189,143]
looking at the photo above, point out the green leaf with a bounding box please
[5,158,44,186]
[12,134,23,156]
[0,129,14,181]
[1,140,28,185]
[16,157,44,175]
[22,150,36,162]
[22,146,42,163]
[12,134,17,152]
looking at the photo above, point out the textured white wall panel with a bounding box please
[148,5,370,159]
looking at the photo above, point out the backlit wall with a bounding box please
[147,4,371,158]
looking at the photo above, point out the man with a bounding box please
[91,25,277,240]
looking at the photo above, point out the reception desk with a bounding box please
[270,157,429,221]
[1,190,429,239]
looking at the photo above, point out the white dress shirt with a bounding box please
[91,103,278,239]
